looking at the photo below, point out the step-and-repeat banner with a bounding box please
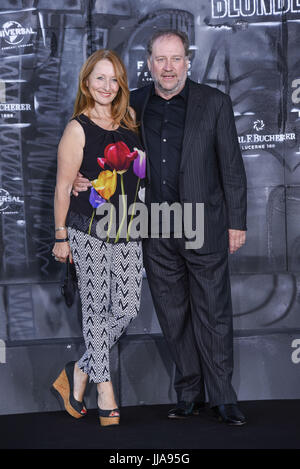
[0,1,300,371]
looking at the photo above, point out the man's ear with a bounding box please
[185,57,190,72]
[147,57,151,72]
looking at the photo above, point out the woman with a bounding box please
[51,49,146,427]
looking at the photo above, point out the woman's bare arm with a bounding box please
[53,120,85,262]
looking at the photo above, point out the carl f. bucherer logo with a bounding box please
[253,119,265,132]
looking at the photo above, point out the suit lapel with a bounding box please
[180,80,208,170]
[139,85,152,156]
[137,86,152,183]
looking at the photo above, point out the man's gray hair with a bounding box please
[147,29,190,58]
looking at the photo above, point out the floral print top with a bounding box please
[66,114,146,243]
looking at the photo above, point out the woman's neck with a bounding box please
[85,104,118,130]
[90,102,112,120]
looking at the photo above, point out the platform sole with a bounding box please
[99,416,120,426]
[52,368,84,419]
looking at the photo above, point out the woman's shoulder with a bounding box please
[66,117,86,133]
[60,117,85,146]
[71,113,90,127]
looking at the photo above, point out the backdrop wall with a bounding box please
[0,0,300,415]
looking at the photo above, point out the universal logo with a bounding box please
[0,188,24,215]
[0,20,36,51]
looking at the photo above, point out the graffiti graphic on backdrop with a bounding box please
[0,340,5,364]
[291,339,300,364]
[122,9,195,89]
[291,79,300,118]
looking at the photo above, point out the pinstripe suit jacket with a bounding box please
[130,78,247,253]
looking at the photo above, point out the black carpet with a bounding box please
[0,400,299,450]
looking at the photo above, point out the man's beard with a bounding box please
[153,74,187,96]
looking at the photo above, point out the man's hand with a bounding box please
[72,172,92,196]
[228,229,246,254]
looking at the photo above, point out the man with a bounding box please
[74,30,247,425]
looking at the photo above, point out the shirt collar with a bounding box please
[151,78,189,100]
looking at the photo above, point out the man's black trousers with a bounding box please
[143,237,237,407]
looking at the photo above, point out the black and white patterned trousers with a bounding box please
[68,228,143,383]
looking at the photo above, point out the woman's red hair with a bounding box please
[72,49,137,133]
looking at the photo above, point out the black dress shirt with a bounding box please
[143,81,189,205]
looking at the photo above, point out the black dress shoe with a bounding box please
[212,404,246,426]
[168,401,205,419]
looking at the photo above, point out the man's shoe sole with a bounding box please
[216,416,247,426]
[168,410,201,419]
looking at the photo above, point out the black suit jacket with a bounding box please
[130,79,247,253]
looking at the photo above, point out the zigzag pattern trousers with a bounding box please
[68,228,143,383]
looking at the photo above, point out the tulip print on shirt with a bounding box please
[89,142,145,241]
[66,114,146,243]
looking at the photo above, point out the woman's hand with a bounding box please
[52,228,72,263]
[52,240,72,263]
